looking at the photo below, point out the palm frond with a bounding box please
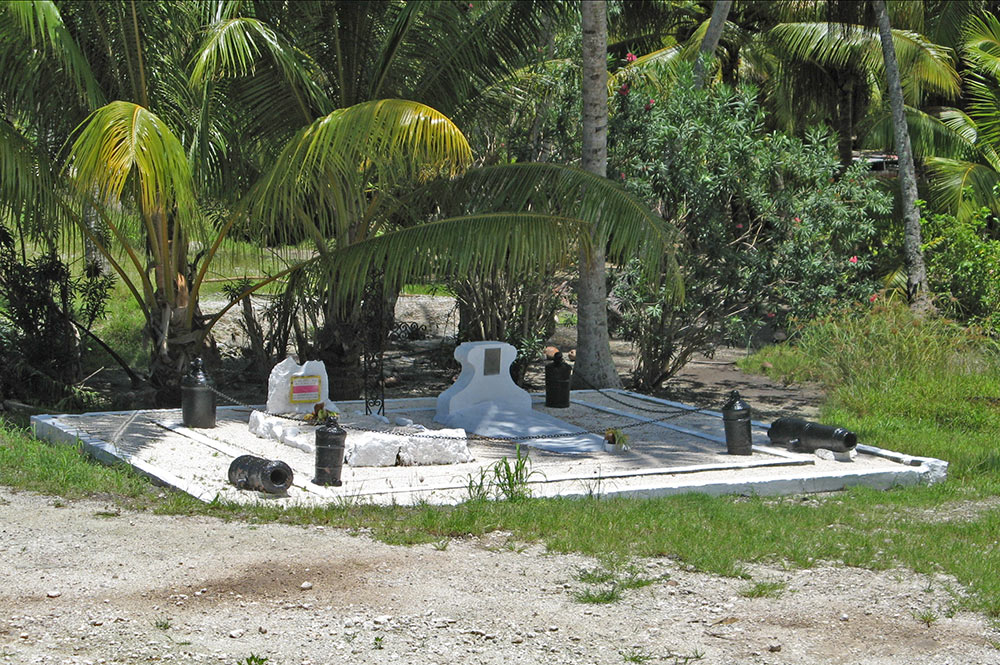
[925,156,1000,219]
[402,162,681,293]
[612,44,687,94]
[0,119,60,239]
[1,0,104,108]
[768,22,959,102]
[967,74,1000,150]
[323,212,591,302]
[189,16,329,120]
[248,99,473,246]
[963,11,1000,80]
[861,105,977,159]
[65,101,197,231]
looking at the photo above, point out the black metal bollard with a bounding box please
[181,358,216,428]
[544,352,572,408]
[767,417,857,453]
[721,390,753,455]
[227,455,293,494]
[313,418,346,487]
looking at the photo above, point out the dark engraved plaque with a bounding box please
[483,347,501,376]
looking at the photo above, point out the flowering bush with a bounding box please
[607,72,890,388]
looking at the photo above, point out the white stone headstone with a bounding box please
[434,341,531,422]
[266,357,337,415]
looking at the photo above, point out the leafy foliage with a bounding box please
[922,208,1000,330]
[0,226,113,405]
[607,73,890,388]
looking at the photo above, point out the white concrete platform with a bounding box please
[30,390,947,506]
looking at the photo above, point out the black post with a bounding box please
[314,417,347,486]
[545,352,572,408]
[721,390,753,455]
[181,358,216,428]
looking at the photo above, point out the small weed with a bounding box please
[152,617,171,630]
[668,651,704,664]
[620,648,651,663]
[740,580,787,599]
[504,538,527,553]
[914,608,938,627]
[492,444,542,501]
[573,557,664,604]
[238,656,269,665]
[604,428,630,451]
[557,312,578,326]
[432,538,449,551]
[464,444,543,502]
[574,586,622,604]
[373,635,384,650]
[94,509,121,518]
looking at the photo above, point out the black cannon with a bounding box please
[767,417,857,453]
[228,455,294,494]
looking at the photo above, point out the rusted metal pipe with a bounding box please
[767,417,857,453]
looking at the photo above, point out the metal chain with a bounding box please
[206,383,716,443]
[569,370,718,416]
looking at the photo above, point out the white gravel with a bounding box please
[1,488,997,665]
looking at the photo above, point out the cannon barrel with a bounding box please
[228,455,293,494]
[767,417,857,453]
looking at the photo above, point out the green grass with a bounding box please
[740,580,787,598]
[5,303,1000,618]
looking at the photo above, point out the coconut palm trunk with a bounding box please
[873,0,934,312]
[694,0,733,89]
[574,0,621,390]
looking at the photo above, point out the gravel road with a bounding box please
[1,488,996,665]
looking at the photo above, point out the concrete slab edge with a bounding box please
[30,414,219,502]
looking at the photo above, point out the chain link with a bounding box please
[206,382,718,444]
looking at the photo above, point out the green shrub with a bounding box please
[922,208,1000,332]
[607,71,890,388]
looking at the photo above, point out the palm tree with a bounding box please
[694,0,732,89]
[874,0,933,311]
[916,11,1000,220]
[574,0,622,390]
[3,0,679,403]
[188,0,584,398]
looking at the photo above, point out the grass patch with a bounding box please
[740,580,787,598]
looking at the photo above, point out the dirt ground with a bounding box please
[1,488,997,665]
[3,295,998,665]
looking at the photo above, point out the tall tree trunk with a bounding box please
[694,0,733,89]
[574,0,621,390]
[836,74,855,171]
[873,0,934,313]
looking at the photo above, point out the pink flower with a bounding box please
[620,172,626,180]
[626,52,637,63]
[766,312,776,319]
[869,294,878,303]
[618,83,630,96]
[849,256,858,264]
[735,223,743,229]
[793,217,801,223]
[644,98,655,111]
